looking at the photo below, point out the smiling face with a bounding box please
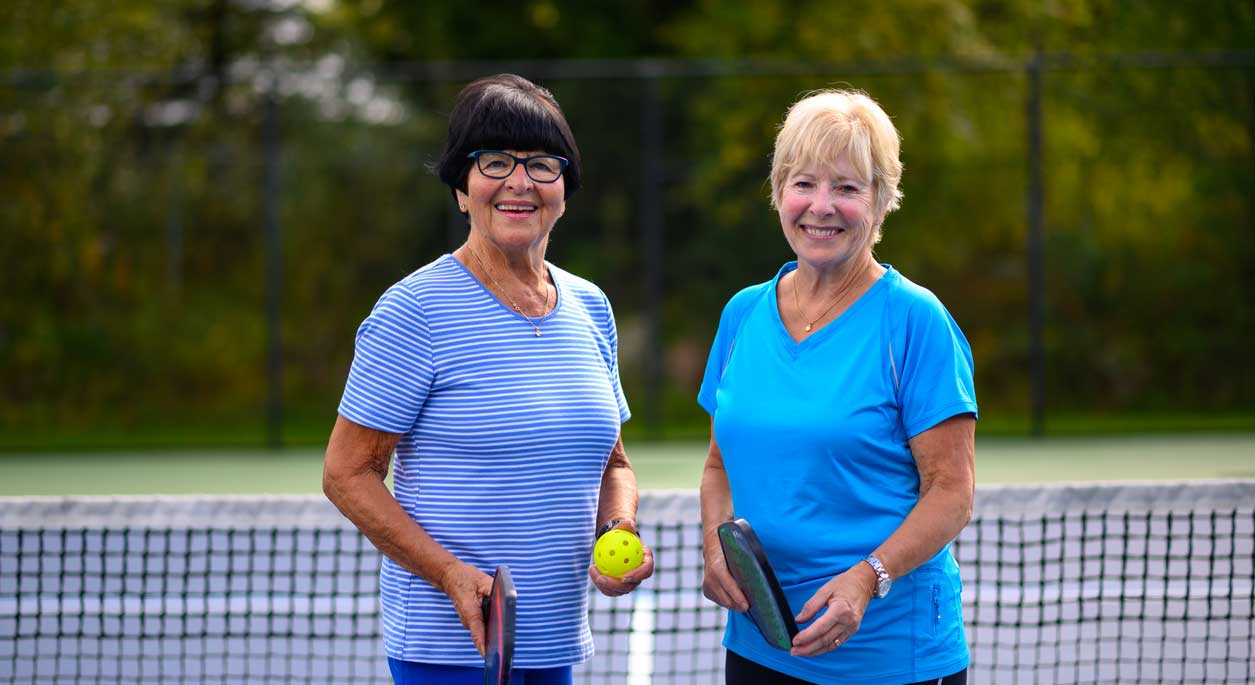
[768,90,904,271]
[777,154,882,274]
[456,148,567,253]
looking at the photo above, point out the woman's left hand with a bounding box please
[587,522,655,597]
[789,565,875,657]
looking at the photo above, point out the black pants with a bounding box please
[726,649,968,685]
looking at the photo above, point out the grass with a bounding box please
[4,410,1254,451]
[0,411,338,451]
[1,433,1251,496]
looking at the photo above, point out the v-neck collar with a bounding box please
[770,261,893,354]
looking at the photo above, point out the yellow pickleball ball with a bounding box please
[593,529,644,578]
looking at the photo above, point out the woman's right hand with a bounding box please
[437,561,496,656]
[702,530,748,612]
[699,428,747,612]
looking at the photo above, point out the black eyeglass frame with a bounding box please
[466,150,570,183]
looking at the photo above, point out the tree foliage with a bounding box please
[1,0,1252,442]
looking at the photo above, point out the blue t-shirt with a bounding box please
[697,263,977,684]
[339,254,630,668]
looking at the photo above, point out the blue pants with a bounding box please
[387,657,573,685]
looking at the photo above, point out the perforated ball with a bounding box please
[593,529,644,579]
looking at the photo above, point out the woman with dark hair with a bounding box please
[323,74,652,685]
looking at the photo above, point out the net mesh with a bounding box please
[2,482,1252,684]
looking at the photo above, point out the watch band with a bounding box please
[863,554,892,599]
[596,518,637,539]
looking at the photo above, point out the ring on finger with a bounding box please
[832,637,842,647]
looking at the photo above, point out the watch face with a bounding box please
[876,577,892,598]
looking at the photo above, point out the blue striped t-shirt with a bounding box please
[338,254,630,668]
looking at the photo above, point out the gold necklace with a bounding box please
[468,248,550,336]
[792,272,846,333]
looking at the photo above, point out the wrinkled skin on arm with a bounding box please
[588,435,655,596]
[322,415,495,654]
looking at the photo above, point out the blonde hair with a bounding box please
[769,89,903,241]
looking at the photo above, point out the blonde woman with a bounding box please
[699,90,976,684]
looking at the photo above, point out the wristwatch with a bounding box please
[862,555,892,599]
[596,518,637,539]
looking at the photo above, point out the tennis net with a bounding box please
[2,481,1252,684]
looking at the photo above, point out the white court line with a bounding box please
[627,589,654,685]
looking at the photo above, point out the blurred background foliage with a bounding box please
[1,0,1253,447]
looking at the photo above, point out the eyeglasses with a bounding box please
[467,150,568,183]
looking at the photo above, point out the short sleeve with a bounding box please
[599,291,632,424]
[896,293,978,438]
[337,285,435,434]
[697,286,761,416]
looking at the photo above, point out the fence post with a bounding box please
[263,79,284,448]
[639,68,665,438]
[1026,48,1046,437]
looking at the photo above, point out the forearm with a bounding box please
[697,430,750,610]
[699,431,733,542]
[322,416,465,592]
[871,415,976,582]
[595,436,638,530]
[871,477,972,580]
[325,470,464,587]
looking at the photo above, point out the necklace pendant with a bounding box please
[804,323,813,332]
[534,328,542,337]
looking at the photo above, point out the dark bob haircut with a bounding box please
[435,74,582,202]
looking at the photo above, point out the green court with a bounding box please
[2,433,1252,496]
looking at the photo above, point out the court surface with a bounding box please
[1,433,1252,495]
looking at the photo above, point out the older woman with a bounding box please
[323,73,653,685]
[698,89,977,685]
